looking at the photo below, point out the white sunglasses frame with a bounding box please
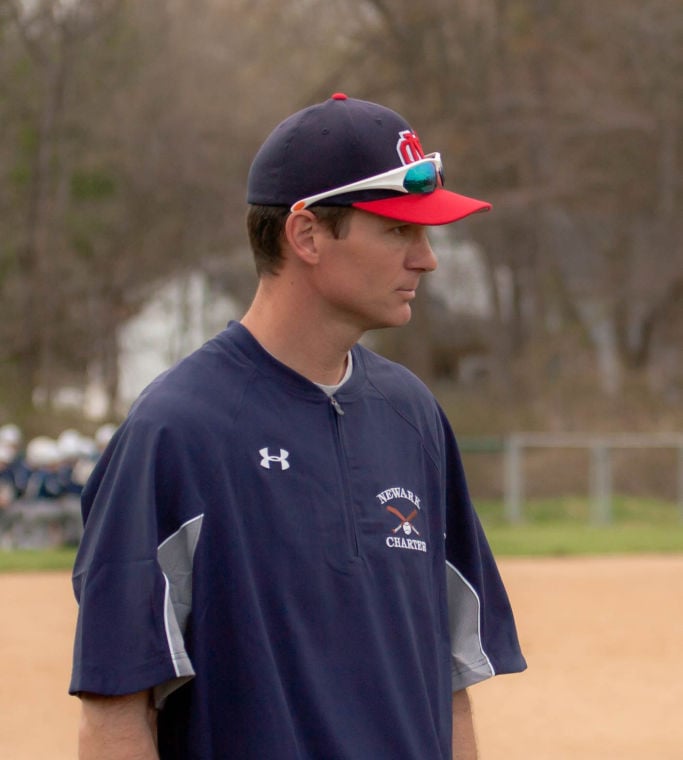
[290,152,443,212]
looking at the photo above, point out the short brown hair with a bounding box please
[246,205,354,277]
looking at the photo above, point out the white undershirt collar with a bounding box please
[315,352,353,397]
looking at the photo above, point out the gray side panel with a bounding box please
[154,514,204,706]
[446,560,495,691]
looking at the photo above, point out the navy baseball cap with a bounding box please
[246,93,491,226]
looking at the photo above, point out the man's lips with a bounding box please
[397,284,419,297]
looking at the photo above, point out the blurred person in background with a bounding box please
[94,423,117,454]
[56,428,103,498]
[0,423,27,499]
[57,429,89,497]
[22,436,64,501]
[0,423,23,453]
[0,442,16,509]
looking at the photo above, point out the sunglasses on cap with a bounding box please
[290,153,444,212]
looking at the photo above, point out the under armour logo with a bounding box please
[259,447,290,470]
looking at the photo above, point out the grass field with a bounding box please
[0,547,77,572]
[476,495,683,556]
[1,496,681,572]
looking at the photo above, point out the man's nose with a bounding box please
[410,233,438,272]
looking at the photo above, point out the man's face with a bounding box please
[309,209,438,334]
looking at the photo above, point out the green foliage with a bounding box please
[8,124,39,192]
[8,163,30,189]
[18,123,39,153]
[70,169,117,201]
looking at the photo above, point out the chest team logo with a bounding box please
[259,447,290,470]
[376,485,427,553]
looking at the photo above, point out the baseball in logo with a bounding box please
[386,506,420,536]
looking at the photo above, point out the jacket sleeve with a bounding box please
[438,407,527,691]
[69,413,198,702]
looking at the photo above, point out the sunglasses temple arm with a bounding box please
[292,171,410,210]
[290,155,441,211]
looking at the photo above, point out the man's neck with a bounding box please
[240,282,359,386]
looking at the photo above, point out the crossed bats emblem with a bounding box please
[386,505,420,536]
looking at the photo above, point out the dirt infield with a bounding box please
[1,555,682,759]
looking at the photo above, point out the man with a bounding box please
[70,93,526,759]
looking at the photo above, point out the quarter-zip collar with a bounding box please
[225,320,367,403]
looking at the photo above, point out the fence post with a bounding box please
[589,442,612,524]
[504,435,524,524]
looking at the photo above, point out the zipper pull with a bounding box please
[330,396,345,416]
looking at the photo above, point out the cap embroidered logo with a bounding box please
[396,129,425,165]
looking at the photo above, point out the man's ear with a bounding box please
[284,210,321,266]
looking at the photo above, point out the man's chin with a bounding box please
[369,308,413,332]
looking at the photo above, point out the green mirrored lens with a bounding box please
[402,163,438,194]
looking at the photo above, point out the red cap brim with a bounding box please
[352,188,491,225]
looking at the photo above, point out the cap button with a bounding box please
[331,92,348,100]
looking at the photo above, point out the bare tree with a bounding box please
[1,0,682,423]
